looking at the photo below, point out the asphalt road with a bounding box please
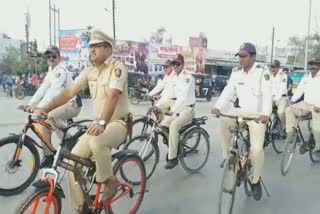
[0,95,319,214]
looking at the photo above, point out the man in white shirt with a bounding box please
[161,54,196,169]
[28,46,81,168]
[270,60,288,133]
[286,59,320,151]
[211,43,272,201]
[148,60,176,112]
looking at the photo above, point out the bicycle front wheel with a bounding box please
[132,117,154,137]
[15,186,62,214]
[218,155,238,214]
[0,135,40,196]
[180,128,210,173]
[123,135,159,180]
[107,154,146,214]
[271,117,285,153]
[281,131,298,176]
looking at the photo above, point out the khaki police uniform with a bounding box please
[286,71,320,149]
[161,70,196,160]
[148,71,176,112]
[215,63,272,183]
[29,63,81,156]
[270,71,288,130]
[68,30,129,210]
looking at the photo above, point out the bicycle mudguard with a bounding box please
[112,149,139,160]
[32,179,65,199]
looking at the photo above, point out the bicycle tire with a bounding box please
[270,117,284,154]
[243,161,253,197]
[0,135,40,196]
[218,155,238,214]
[123,135,159,181]
[309,136,320,163]
[107,154,146,214]
[14,87,26,100]
[180,127,210,173]
[281,131,298,176]
[15,186,62,214]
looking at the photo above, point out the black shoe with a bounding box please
[220,159,226,168]
[164,159,178,169]
[252,180,262,201]
[40,155,54,169]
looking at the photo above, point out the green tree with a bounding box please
[150,27,167,44]
[1,47,30,75]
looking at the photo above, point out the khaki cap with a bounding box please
[89,29,114,47]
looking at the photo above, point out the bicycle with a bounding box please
[281,110,319,176]
[124,114,210,180]
[15,116,146,214]
[0,106,90,196]
[215,113,269,214]
[263,105,286,153]
[131,99,162,138]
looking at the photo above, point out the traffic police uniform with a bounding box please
[286,70,320,149]
[161,69,196,160]
[215,63,272,184]
[68,30,129,210]
[29,55,81,156]
[270,70,288,130]
[148,70,176,112]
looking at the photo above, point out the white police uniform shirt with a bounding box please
[291,70,320,107]
[215,63,272,116]
[271,71,287,101]
[148,71,176,108]
[29,63,74,108]
[170,70,196,113]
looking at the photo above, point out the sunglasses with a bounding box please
[309,67,319,71]
[238,54,249,58]
[271,65,279,69]
[164,65,171,69]
[46,55,57,60]
[172,62,182,67]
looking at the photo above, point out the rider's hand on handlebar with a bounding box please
[87,123,104,136]
[153,95,161,100]
[314,106,320,113]
[211,107,221,117]
[32,108,48,116]
[259,115,269,124]
[25,105,36,113]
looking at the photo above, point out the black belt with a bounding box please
[281,94,287,97]
[171,98,177,100]
[187,104,195,108]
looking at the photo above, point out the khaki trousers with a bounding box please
[285,102,320,147]
[161,107,194,159]
[68,120,127,210]
[218,109,266,183]
[275,99,288,130]
[36,102,81,156]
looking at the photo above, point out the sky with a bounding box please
[0,0,319,51]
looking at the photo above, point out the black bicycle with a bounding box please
[0,106,90,196]
[15,116,146,214]
[263,105,286,153]
[215,113,269,214]
[281,110,319,176]
[124,115,210,180]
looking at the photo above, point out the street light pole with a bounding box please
[53,4,56,46]
[49,0,52,45]
[304,0,312,70]
[112,0,116,40]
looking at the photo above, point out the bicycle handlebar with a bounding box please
[212,113,260,122]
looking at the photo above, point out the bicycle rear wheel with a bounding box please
[271,117,285,153]
[106,154,146,214]
[132,117,154,137]
[15,186,62,214]
[218,155,238,214]
[243,161,253,197]
[0,135,40,196]
[180,128,210,173]
[309,136,320,163]
[123,135,159,181]
[281,131,298,176]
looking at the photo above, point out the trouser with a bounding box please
[274,98,288,130]
[36,102,81,156]
[218,109,266,184]
[161,107,194,160]
[285,102,320,147]
[68,120,127,210]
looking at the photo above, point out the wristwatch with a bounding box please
[96,120,106,128]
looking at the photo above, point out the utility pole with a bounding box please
[112,0,116,40]
[53,4,56,46]
[270,26,275,64]
[304,0,312,70]
[49,0,52,45]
